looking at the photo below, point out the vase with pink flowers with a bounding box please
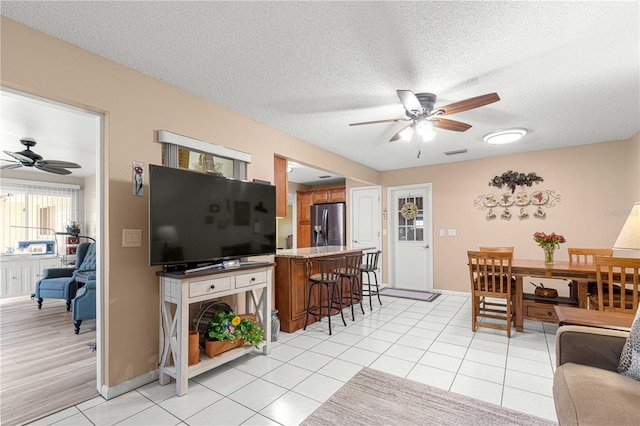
[533,232,566,264]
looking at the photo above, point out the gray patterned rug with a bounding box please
[302,368,556,426]
[379,287,441,302]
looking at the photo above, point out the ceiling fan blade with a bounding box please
[437,93,500,116]
[349,117,409,126]
[35,163,72,175]
[0,163,23,170]
[39,160,82,169]
[431,118,472,132]
[397,90,423,115]
[3,150,32,163]
[389,123,412,142]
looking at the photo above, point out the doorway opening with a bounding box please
[0,86,103,424]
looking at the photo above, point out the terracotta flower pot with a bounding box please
[188,330,200,366]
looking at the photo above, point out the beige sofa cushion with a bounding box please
[554,362,640,426]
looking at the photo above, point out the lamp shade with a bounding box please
[613,202,640,250]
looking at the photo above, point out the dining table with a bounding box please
[511,259,599,332]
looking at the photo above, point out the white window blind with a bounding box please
[1,180,80,251]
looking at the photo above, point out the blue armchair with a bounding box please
[72,273,96,334]
[35,242,96,311]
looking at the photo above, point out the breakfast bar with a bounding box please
[275,245,374,332]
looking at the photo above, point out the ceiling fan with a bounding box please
[350,90,500,142]
[1,138,81,175]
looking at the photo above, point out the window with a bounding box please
[0,180,80,253]
[157,130,250,180]
[397,196,424,242]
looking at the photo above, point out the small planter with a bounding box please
[188,330,200,366]
[205,338,244,357]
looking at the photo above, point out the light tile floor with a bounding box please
[31,294,559,425]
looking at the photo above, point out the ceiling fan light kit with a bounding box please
[483,128,528,145]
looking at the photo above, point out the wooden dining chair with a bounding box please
[568,248,614,305]
[467,250,515,337]
[568,247,613,264]
[479,246,514,253]
[589,256,640,314]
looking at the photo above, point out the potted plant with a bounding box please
[66,221,81,235]
[205,310,264,357]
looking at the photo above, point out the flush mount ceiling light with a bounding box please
[483,128,527,145]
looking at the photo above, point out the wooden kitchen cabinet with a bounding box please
[274,247,366,333]
[275,256,324,332]
[274,155,288,218]
[296,191,312,248]
[312,186,346,204]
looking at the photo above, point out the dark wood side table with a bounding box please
[554,306,634,330]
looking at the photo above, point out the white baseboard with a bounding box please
[432,289,471,298]
[101,370,159,400]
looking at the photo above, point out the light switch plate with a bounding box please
[122,229,142,247]
[439,229,445,237]
[448,228,457,237]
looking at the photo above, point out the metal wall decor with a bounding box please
[474,189,561,221]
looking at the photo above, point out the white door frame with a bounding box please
[386,183,433,291]
[349,185,382,279]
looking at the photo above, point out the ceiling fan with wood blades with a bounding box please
[350,90,500,142]
[1,138,81,175]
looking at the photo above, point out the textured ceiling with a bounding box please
[1,1,639,174]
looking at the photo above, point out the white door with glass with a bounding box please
[389,184,433,291]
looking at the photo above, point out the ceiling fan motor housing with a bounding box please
[18,138,42,161]
[416,93,437,113]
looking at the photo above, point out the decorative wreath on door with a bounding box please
[400,202,418,220]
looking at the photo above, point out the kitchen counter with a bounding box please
[275,245,374,259]
[274,245,376,332]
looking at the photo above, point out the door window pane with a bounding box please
[397,195,424,242]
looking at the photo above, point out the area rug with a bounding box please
[379,287,441,302]
[302,368,556,426]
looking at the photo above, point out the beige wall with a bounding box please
[381,135,639,292]
[1,18,380,390]
[627,132,640,202]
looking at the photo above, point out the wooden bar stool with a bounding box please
[303,257,346,335]
[337,253,365,321]
[360,250,382,310]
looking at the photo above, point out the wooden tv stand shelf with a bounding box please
[157,262,274,396]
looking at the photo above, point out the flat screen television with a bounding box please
[149,165,276,269]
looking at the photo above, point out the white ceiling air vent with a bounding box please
[444,149,468,156]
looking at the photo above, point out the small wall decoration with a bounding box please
[132,161,144,196]
[474,170,560,221]
[400,202,418,220]
[489,170,544,194]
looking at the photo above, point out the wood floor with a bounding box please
[0,296,98,426]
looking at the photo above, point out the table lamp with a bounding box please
[613,202,640,256]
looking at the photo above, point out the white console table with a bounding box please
[157,262,273,396]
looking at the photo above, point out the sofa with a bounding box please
[553,325,640,425]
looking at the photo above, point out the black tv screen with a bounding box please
[149,165,276,267]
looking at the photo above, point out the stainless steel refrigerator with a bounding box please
[310,202,346,247]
